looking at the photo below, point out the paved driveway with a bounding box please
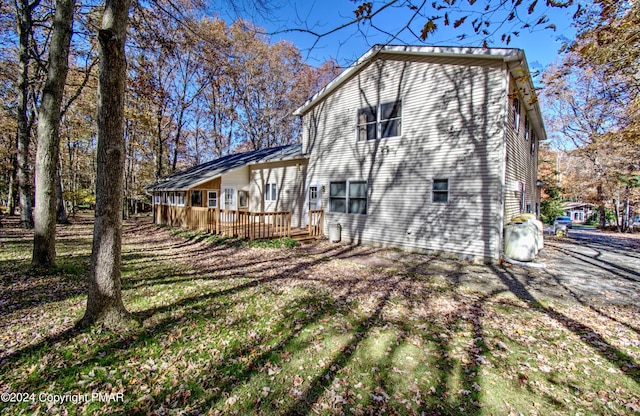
[535,229,640,306]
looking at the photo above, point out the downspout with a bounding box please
[497,57,514,261]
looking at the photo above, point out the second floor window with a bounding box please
[512,97,521,131]
[357,101,402,141]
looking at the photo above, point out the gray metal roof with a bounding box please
[147,144,304,192]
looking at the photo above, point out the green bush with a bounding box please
[247,237,300,249]
[540,197,565,225]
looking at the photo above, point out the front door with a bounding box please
[222,187,236,210]
[308,185,319,211]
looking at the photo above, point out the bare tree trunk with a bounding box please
[79,0,134,329]
[32,0,75,268]
[597,184,606,229]
[613,198,621,232]
[155,113,163,179]
[56,164,69,224]
[16,0,39,229]
[8,153,17,215]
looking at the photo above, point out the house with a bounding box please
[562,202,596,223]
[149,45,545,261]
[147,144,319,240]
[295,45,545,261]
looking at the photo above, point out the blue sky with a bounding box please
[213,0,578,76]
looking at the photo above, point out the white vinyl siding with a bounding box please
[504,77,540,225]
[249,160,307,228]
[302,56,507,260]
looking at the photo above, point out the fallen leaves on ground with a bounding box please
[0,214,638,415]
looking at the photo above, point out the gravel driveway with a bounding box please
[303,228,640,307]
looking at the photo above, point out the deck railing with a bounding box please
[308,209,324,237]
[154,205,295,240]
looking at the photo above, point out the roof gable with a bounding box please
[294,44,546,140]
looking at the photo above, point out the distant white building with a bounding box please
[562,202,596,223]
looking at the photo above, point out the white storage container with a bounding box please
[512,214,544,251]
[329,223,341,243]
[504,221,538,262]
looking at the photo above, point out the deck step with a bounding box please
[291,234,321,243]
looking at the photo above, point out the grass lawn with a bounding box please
[0,214,638,415]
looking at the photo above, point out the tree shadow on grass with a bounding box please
[0,254,89,316]
[1,245,497,415]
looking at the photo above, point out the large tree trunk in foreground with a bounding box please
[32,0,75,268]
[16,0,39,229]
[79,0,134,329]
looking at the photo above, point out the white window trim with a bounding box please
[308,183,320,210]
[432,178,450,204]
[329,180,368,215]
[207,190,218,208]
[222,186,237,211]
[512,97,521,131]
[356,100,402,141]
[265,183,277,202]
[169,192,176,206]
[176,192,185,207]
[530,130,537,155]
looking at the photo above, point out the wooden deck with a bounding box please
[153,205,324,242]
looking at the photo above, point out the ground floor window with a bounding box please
[432,179,449,203]
[191,190,203,207]
[329,180,367,214]
[238,190,249,208]
[176,192,185,206]
[207,191,218,208]
[265,183,277,201]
